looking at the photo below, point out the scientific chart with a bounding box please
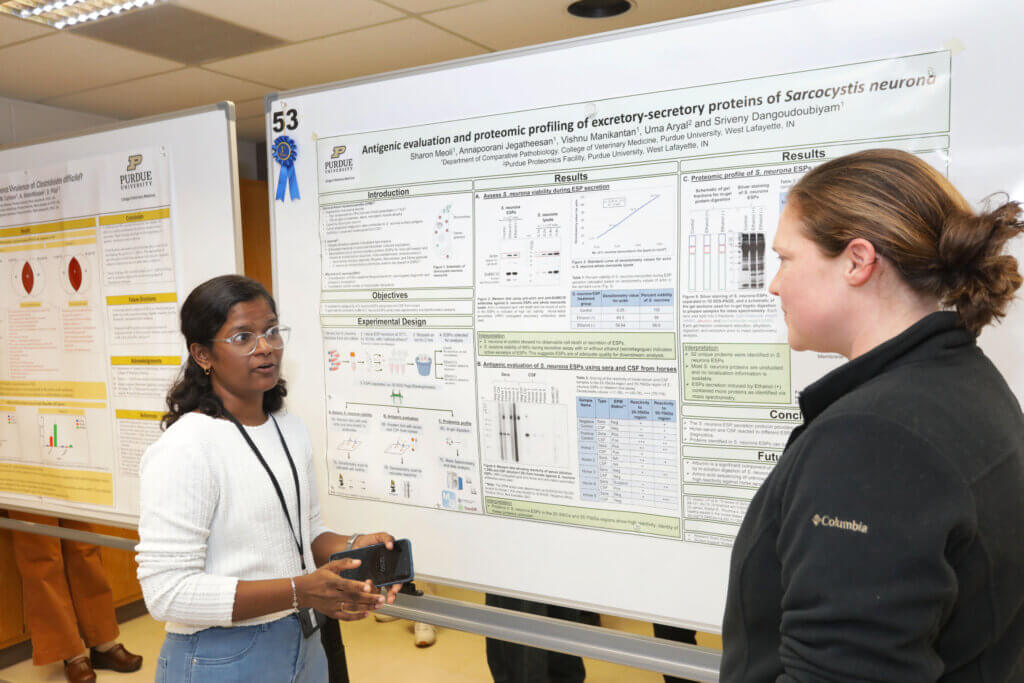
[271,0,1024,630]
[313,52,949,541]
[0,149,179,513]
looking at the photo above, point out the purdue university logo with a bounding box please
[120,154,153,191]
[323,144,355,179]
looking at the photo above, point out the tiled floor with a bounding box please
[0,585,720,682]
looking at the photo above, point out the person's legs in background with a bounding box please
[8,511,142,682]
[653,623,699,683]
[319,615,350,682]
[373,582,438,648]
[484,594,586,683]
[58,519,120,655]
[9,512,94,666]
[413,582,437,648]
[543,603,588,683]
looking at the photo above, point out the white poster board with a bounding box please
[269,0,1024,630]
[0,103,242,527]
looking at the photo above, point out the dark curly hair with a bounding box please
[163,275,286,429]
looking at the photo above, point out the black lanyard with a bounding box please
[223,409,306,571]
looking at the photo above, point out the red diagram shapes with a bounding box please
[68,257,82,292]
[21,262,34,294]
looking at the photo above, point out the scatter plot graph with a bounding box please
[572,186,674,256]
[594,194,660,239]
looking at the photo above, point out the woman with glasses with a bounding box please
[720,150,1024,681]
[136,274,402,682]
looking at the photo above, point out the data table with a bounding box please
[576,396,679,511]
[570,289,675,331]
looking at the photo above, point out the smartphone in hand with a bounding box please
[330,539,414,587]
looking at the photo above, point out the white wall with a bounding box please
[0,96,119,146]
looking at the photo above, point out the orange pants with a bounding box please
[8,511,119,665]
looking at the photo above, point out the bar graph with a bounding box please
[38,411,90,465]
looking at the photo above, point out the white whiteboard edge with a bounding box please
[265,111,279,299]
[222,103,245,275]
[0,101,236,153]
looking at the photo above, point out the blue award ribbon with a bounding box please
[272,135,300,201]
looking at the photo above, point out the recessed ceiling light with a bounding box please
[567,0,632,19]
[0,0,166,28]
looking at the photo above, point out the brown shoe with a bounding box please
[64,657,97,683]
[90,643,143,673]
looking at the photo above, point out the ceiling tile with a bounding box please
[234,97,267,120]
[385,0,487,13]
[0,32,180,101]
[46,68,272,119]
[205,18,487,90]
[174,0,402,42]
[235,115,267,141]
[0,13,53,47]
[426,0,767,51]
[71,4,285,65]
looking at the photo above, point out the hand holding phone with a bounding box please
[330,538,414,587]
[293,559,384,622]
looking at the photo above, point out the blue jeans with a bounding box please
[156,614,328,683]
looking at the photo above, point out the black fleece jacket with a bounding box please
[721,312,1024,682]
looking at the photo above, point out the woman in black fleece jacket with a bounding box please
[721,149,1024,682]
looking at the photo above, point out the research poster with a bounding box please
[315,53,950,545]
[0,148,178,514]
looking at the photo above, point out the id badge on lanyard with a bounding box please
[224,409,322,638]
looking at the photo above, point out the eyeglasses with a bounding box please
[212,325,291,356]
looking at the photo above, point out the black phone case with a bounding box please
[330,539,414,586]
